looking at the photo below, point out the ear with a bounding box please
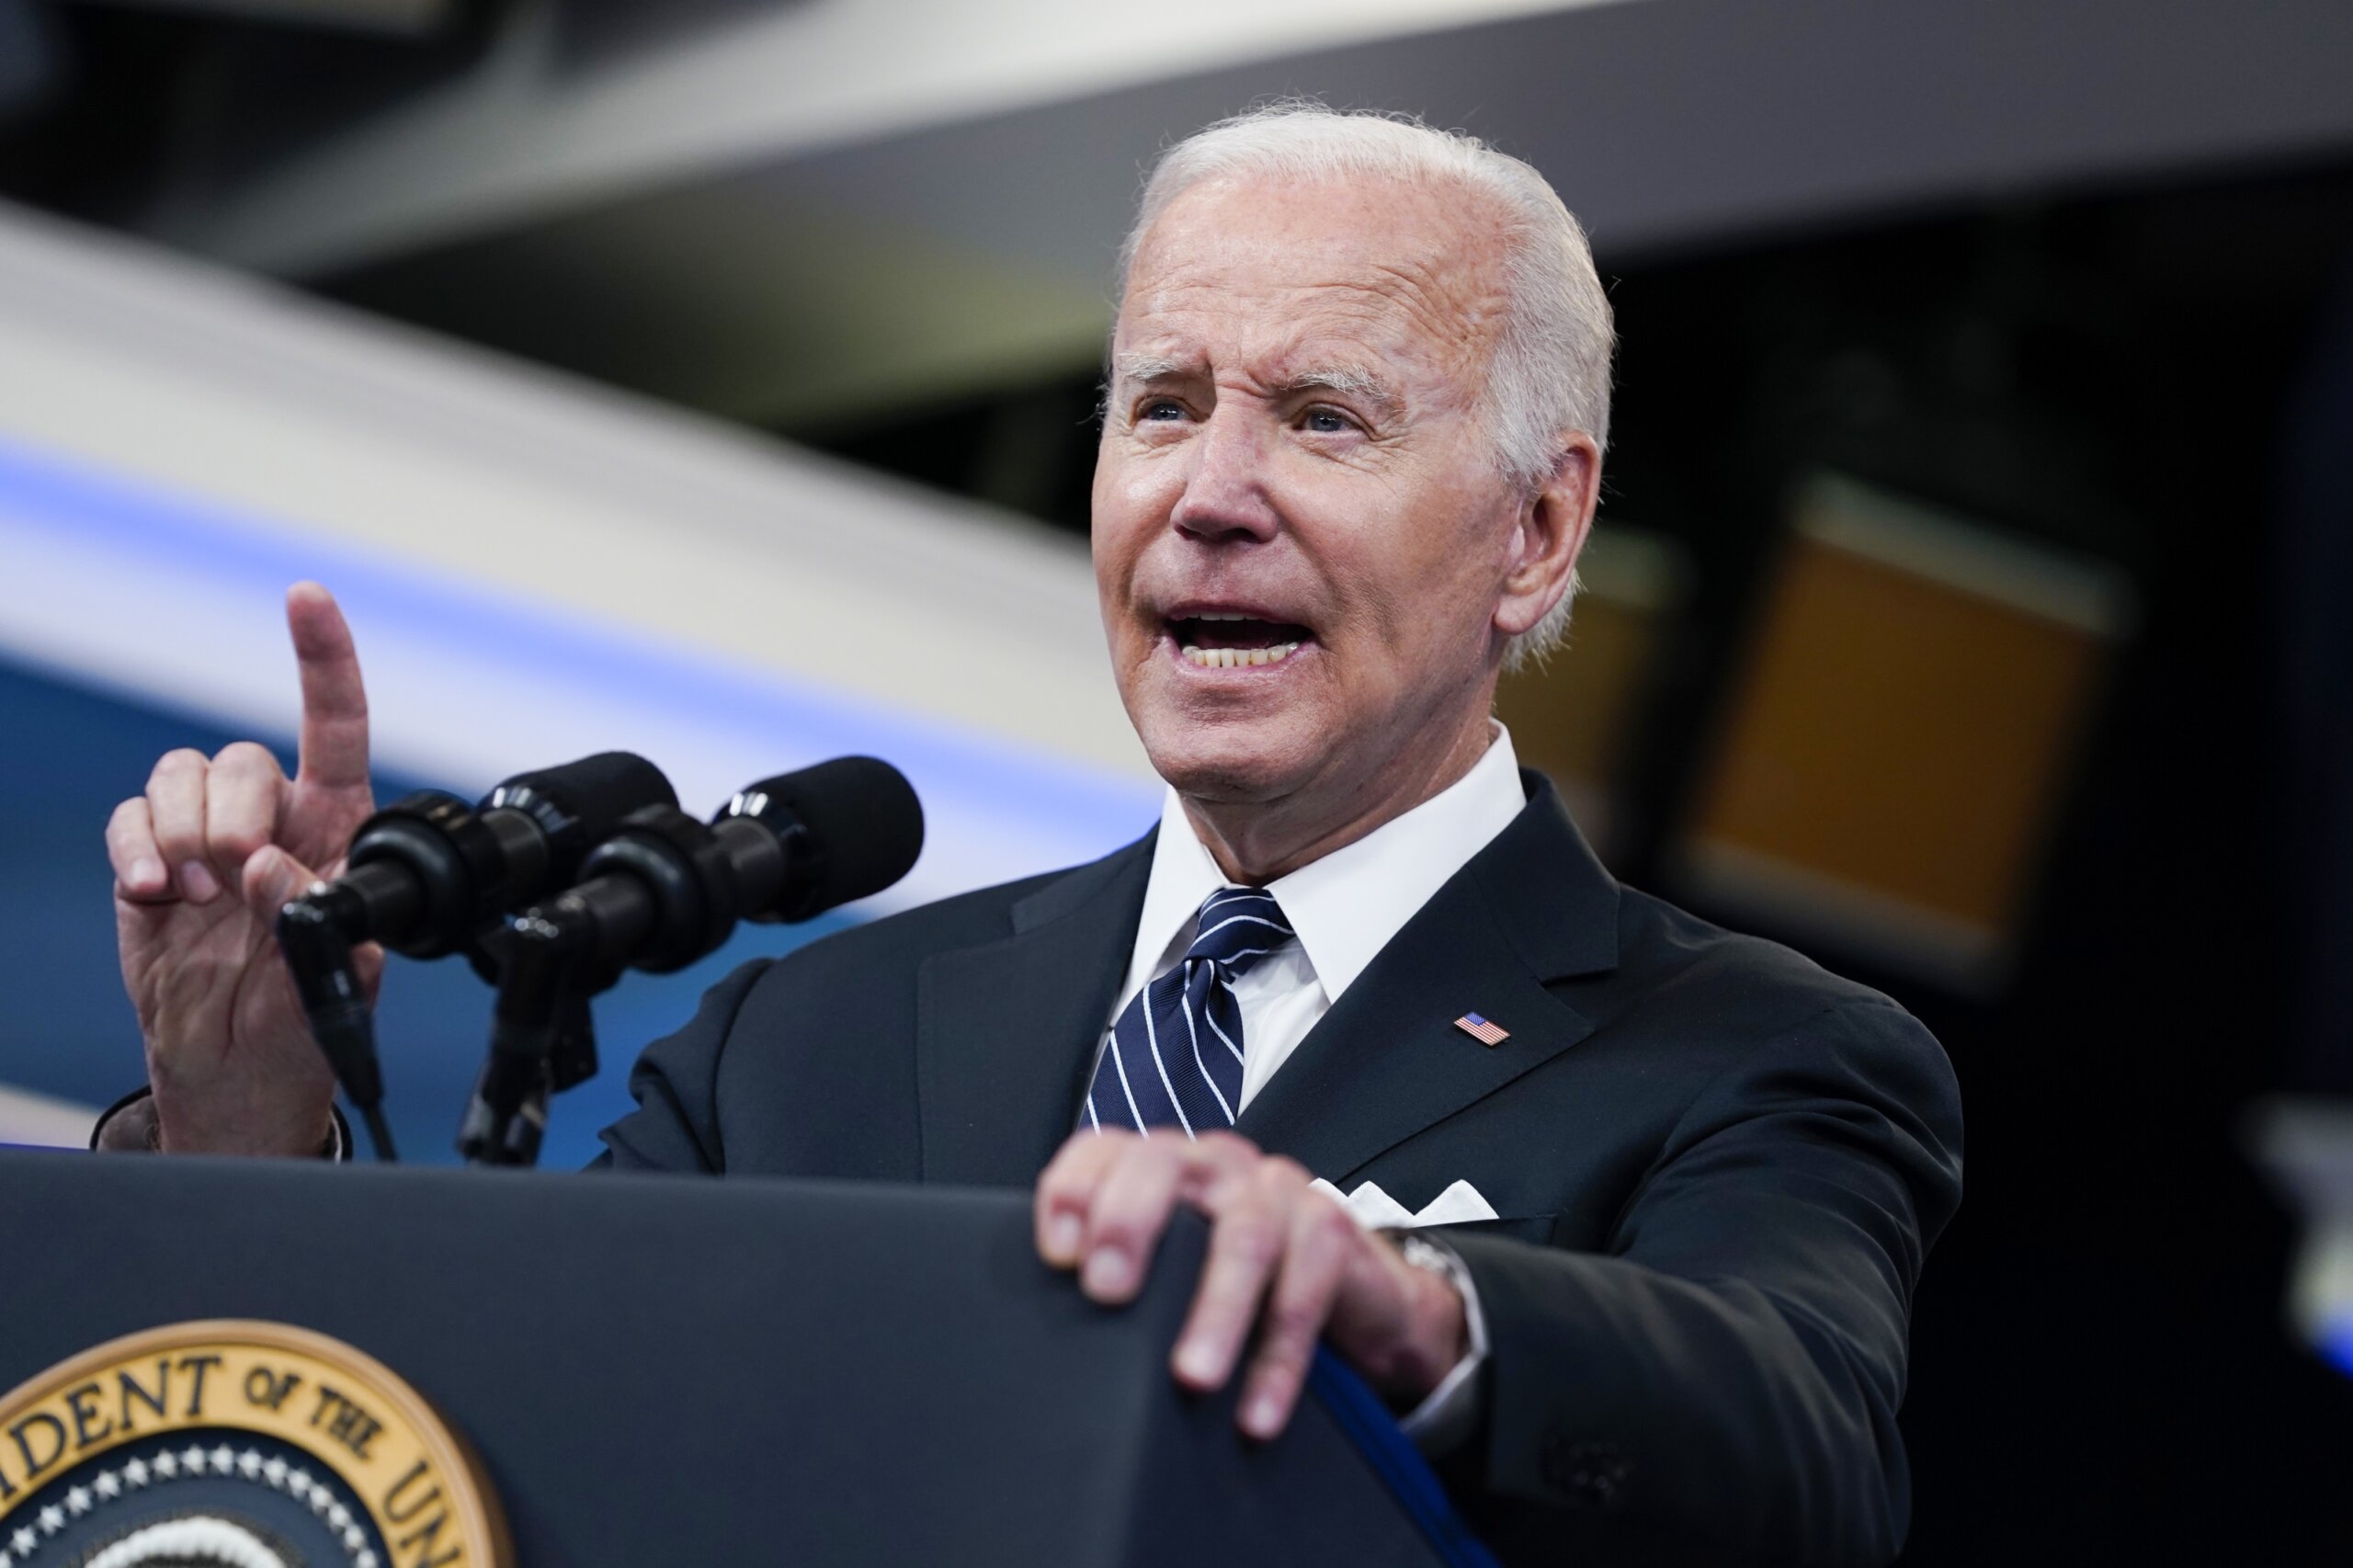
[1493,432,1602,642]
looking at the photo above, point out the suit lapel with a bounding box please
[915,836,1153,1187]
[1237,774,1620,1184]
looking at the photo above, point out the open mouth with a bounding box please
[1166,611,1315,669]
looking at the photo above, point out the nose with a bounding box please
[1167,403,1280,545]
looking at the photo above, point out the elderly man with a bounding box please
[102,106,1961,1565]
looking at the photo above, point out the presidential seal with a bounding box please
[0,1322,506,1568]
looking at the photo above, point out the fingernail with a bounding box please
[1045,1213,1082,1262]
[1244,1394,1283,1438]
[1176,1340,1221,1384]
[179,861,220,903]
[1082,1247,1131,1298]
[129,858,164,892]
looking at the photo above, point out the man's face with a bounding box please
[1093,173,1529,815]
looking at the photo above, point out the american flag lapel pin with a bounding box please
[1454,1012,1510,1047]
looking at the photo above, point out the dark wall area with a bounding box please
[794,158,2353,1562]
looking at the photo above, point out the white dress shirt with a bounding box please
[1105,725,1527,1109]
[1094,724,1527,1448]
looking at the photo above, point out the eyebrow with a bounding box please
[1110,353,1404,417]
[1112,352,1189,383]
[1273,364,1404,418]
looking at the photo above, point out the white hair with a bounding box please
[1116,101,1615,666]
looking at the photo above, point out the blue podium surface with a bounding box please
[0,1150,1485,1568]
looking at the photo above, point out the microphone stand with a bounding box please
[459,801,728,1166]
[453,762,921,1165]
[458,911,607,1168]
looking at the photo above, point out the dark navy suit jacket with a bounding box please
[597,772,1964,1567]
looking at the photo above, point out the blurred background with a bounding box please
[1,0,2350,1559]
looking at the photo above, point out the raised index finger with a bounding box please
[286,582,370,790]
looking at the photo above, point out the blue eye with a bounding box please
[1140,399,1185,422]
[1303,408,1352,434]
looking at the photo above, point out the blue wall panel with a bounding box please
[0,651,846,1167]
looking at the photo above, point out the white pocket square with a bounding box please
[1309,1176,1501,1230]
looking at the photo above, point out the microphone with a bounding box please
[557,755,925,973]
[283,751,678,959]
[277,752,678,1159]
[459,757,923,1165]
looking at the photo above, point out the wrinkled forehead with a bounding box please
[1114,174,1511,388]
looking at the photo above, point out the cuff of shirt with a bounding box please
[1388,1231,1489,1458]
[89,1085,348,1161]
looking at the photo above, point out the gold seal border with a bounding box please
[0,1319,508,1565]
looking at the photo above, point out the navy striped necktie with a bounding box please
[1085,886,1294,1136]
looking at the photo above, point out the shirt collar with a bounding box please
[1122,725,1528,1007]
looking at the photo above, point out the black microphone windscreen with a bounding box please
[755,756,924,915]
[494,752,678,842]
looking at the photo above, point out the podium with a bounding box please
[0,1150,1491,1567]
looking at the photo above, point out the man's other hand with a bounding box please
[1034,1129,1467,1439]
[104,582,379,1154]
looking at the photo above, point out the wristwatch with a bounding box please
[1382,1230,1490,1454]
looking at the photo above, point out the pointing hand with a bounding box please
[105,583,381,1153]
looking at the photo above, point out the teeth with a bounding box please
[1181,642,1301,668]
[1196,611,1251,621]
